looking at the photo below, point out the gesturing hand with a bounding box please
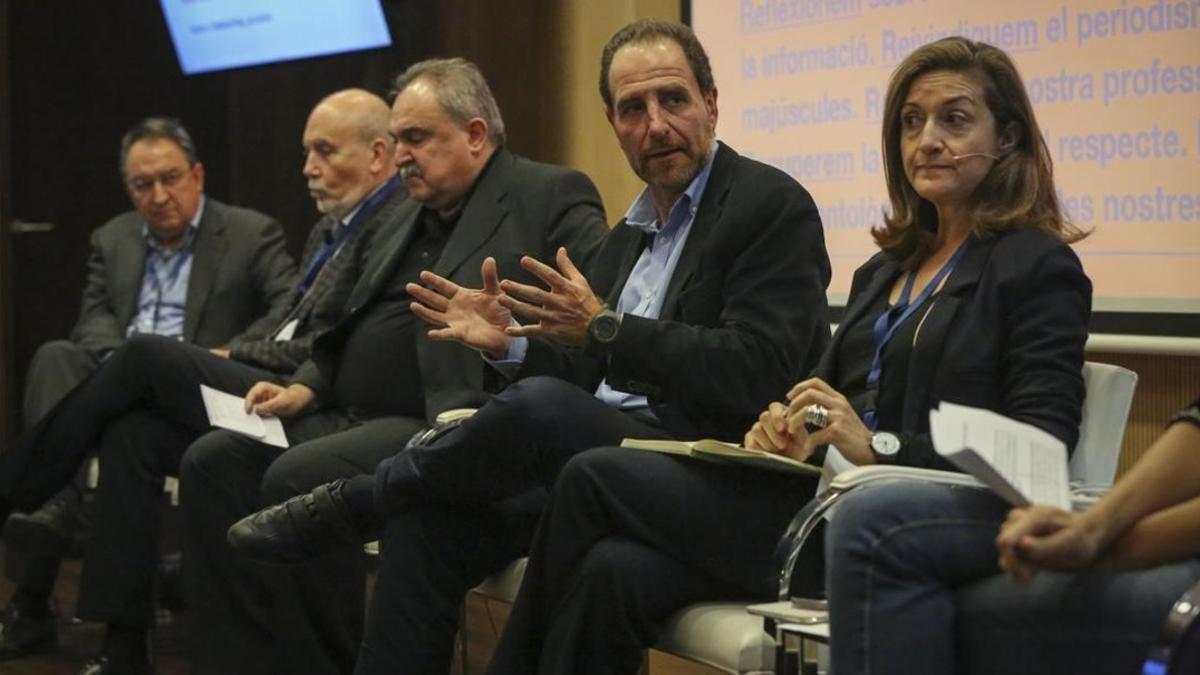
[243,382,316,419]
[406,257,513,357]
[499,247,605,347]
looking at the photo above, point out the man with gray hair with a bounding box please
[176,59,608,675]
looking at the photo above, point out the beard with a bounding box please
[639,142,711,195]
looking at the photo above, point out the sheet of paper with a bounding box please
[199,384,289,448]
[931,402,1069,509]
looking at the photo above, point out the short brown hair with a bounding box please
[874,37,1086,269]
[599,19,714,111]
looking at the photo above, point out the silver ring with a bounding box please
[803,404,829,429]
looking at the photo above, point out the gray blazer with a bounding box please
[69,197,296,356]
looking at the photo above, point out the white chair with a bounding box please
[1071,361,1139,489]
[775,361,1137,596]
[467,560,778,674]
[471,362,1138,673]
[754,360,1138,673]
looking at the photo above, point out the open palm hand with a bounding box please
[406,257,513,357]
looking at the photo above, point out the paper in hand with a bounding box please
[930,402,1069,509]
[199,384,289,448]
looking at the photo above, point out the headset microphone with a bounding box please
[951,152,1001,162]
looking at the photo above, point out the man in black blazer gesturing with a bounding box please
[231,20,832,675]
[176,59,609,675]
[0,90,405,674]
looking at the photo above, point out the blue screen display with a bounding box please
[160,0,392,75]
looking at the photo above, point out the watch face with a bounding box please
[590,312,620,343]
[871,432,901,456]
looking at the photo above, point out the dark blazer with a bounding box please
[69,198,296,356]
[517,142,832,441]
[814,227,1092,469]
[290,148,609,424]
[228,183,408,374]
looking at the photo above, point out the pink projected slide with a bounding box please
[693,0,1200,311]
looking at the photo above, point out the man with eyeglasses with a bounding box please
[0,116,295,672]
[20,116,295,434]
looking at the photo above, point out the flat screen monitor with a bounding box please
[159,0,392,75]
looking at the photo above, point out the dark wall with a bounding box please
[4,0,440,430]
[0,0,13,445]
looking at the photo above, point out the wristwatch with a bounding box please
[870,431,901,457]
[587,308,622,353]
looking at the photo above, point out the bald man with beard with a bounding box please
[0,88,406,675]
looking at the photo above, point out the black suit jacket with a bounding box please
[70,197,296,356]
[290,149,609,424]
[517,142,832,441]
[228,183,408,374]
[814,227,1092,470]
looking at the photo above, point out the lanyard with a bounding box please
[862,240,969,430]
[144,243,193,333]
[295,176,400,298]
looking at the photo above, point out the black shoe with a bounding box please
[3,490,90,559]
[0,603,57,660]
[75,655,151,675]
[227,479,366,564]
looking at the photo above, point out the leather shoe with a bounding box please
[4,490,89,558]
[75,655,151,675]
[0,602,57,660]
[227,479,367,564]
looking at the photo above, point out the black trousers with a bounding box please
[486,446,818,675]
[0,335,280,511]
[0,335,282,625]
[8,338,102,596]
[179,413,426,675]
[353,376,674,675]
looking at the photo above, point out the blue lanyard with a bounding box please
[862,240,969,430]
[295,176,400,297]
[145,242,193,332]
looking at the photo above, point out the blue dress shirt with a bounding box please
[498,142,719,412]
[126,196,205,339]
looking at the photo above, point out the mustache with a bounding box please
[645,145,684,158]
[398,163,422,180]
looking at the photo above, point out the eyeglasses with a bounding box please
[126,167,191,197]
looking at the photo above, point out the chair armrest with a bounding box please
[1145,577,1200,675]
[407,408,481,449]
[830,465,985,491]
[774,465,986,603]
[435,407,479,425]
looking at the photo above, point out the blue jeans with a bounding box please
[825,481,1200,674]
[957,557,1200,675]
